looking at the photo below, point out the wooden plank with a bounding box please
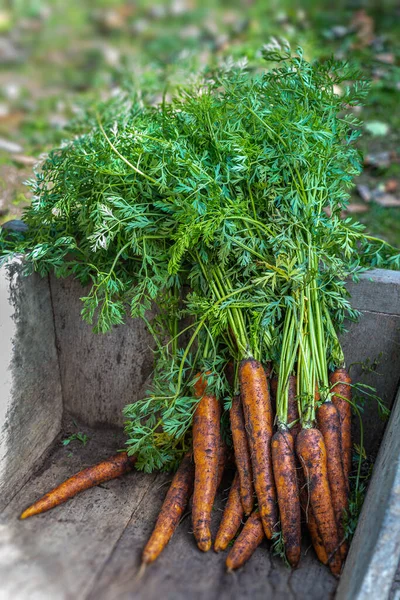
[0,424,156,600]
[49,274,156,428]
[88,473,337,600]
[0,257,63,511]
[347,269,400,316]
[337,388,400,600]
[340,312,400,458]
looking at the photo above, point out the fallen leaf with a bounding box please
[356,184,372,202]
[0,138,23,154]
[351,10,375,47]
[373,193,400,207]
[385,179,398,193]
[12,155,37,167]
[365,121,390,137]
[364,151,392,169]
[374,53,395,65]
[345,203,370,213]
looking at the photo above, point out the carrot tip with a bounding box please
[20,508,34,520]
[197,540,212,552]
[136,563,147,582]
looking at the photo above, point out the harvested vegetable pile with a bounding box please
[3,43,399,575]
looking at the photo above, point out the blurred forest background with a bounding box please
[0,0,399,244]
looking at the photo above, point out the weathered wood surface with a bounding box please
[0,424,337,600]
[50,275,156,428]
[0,425,157,600]
[1,262,400,599]
[0,257,63,511]
[47,268,400,456]
[343,269,400,458]
[338,387,400,600]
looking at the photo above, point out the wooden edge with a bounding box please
[336,386,400,600]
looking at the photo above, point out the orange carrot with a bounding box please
[142,452,195,564]
[330,368,352,486]
[230,394,254,515]
[240,358,277,539]
[296,428,342,576]
[214,472,244,552]
[317,401,348,559]
[272,427,301,567]
[217,436,228,489]
[297,389,328,565]
[192,373,221,552]
[226,510,264,570]
[20,452,136,519]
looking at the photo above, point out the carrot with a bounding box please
[330,368,352,486]
[298,466,328,565]
[230,394,254,515]
[296,428,342,576]
[217,436,228,489]
[287,375,301,441]
[226,510,264,570]
[317,401,348,560]
[239,358,277,539]
[142,452,195,564]
[192,373,221,552]
[214,472,244,552]
[20,452,136,519]
[272,427,301,567]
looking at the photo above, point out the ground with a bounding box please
[0,2,399,245]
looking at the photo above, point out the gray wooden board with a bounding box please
[49,274,156,428]
[0,257,63,511]
[45,268,400,458]
[340,311,400,457]
[88,474,336,600]
[0,424,156,600]
[337,387,400,600]
[0,427,337,600]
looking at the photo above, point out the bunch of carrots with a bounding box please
[20,363,352,576]
[10,45,399,577]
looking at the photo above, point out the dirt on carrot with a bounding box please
[143,452,195,564]
[296,428,342,577]
[226,509,265,570]
[192,375,221,552]
[240,358,277,540]
[230,394,254,515]
[272,427,301,567]
[317,401,349,560]
[330,368,352,487]
[20,452,136,519]
[214,472,244,553]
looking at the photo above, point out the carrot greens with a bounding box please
[4,43,399,571]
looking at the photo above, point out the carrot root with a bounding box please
[230,394,254,515]
[240,358,277,539]
[20,452,136,520]
[296,428,342,577]
[330,368,352,487]
[214,472,244,553]
[226,510,264,570]
[142,452,195,564]
[317,401,349,561]
[192,375,221,552]
[272,428,301,567]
